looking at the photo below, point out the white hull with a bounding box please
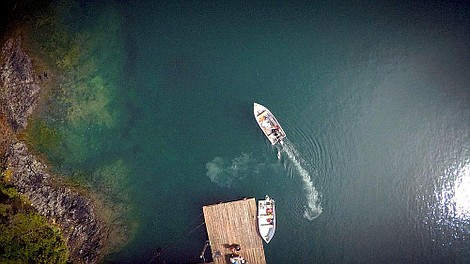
[258,195,276,243]
[253,103,286,145]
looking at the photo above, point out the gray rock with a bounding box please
[0,38,41,131]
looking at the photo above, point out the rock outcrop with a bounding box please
[1,38,106,263]
[4,142,105,263]
[0,38,41,131]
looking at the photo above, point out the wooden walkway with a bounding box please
[203,198,266,264]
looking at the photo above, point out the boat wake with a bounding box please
[280,140,323,220]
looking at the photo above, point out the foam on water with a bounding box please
[281,140,323,220]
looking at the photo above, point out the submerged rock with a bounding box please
[0,38,41,131]
[4,141,105,263]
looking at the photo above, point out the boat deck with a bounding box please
[253,103,286,145]
[203,198,266,264]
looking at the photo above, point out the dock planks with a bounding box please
[203,198,266,264]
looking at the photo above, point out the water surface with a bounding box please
[28,1,470,263]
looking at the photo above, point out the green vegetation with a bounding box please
[0,170,68,263]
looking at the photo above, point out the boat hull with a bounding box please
[258,195,276,243]
[253,103,286,145]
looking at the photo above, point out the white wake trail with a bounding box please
[281,140,323,220]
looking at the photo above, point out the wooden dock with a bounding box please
[203,198,266,264]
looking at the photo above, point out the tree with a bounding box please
[0,178,68,263]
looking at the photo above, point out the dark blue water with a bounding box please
[30,1,470,263]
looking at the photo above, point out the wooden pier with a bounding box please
[203,198,266,264]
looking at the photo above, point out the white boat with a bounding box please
[253,103,286,145]
[258,195,276,243]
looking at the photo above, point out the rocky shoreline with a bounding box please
[0,38,41,131]
[1,37,107,263]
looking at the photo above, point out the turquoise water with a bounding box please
[31,1,469,263]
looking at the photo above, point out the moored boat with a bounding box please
[253,103,286,145]
[258,195,276,243]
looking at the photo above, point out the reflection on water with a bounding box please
[433,160,470,240]
[437,161,470,220]
[452,162,470,221]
